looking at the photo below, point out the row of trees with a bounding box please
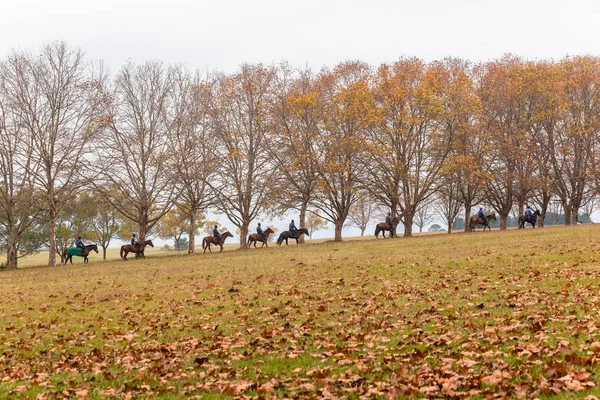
[1,42,600,266]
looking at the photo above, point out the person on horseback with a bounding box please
[386,212,393,226]
[289,219,298,235]
[525,205,533,217]
[478,207,486,225]
[213,225,221,243]
[131,233,140,249]
[257,222,265,241]
[75,236,84,249]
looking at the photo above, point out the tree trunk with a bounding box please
[500,213,508,230]
[48,207,57,266]
[334,219,343,242]
[390,201,399,238]
[102,245,107,260]
[239,223,249,248]
[188,213,196,254]
[360,227,365,236]
[538,192,550,228]
[403,211,414,237]
[447,217,452,234]
[298,201,308,244]
[518,203,524,217]
[464,203,472,233]
[563,201,572,225]
[6,230,18,268]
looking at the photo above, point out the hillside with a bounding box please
[1,225,600,398]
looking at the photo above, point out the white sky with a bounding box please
[3,0,600,74]
[3,0,599,242]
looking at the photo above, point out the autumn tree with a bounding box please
[311,62,372,241]
[270,65,322,243]
[414,200,435,233]
[3,42,108,265]
[211,65,280,248]
[97,61,178,242]
[550,57,600,224]
[158,208,199,251]
[366,58,454,237]
[305,211,328,239]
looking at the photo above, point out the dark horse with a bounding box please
[276,228,309,246]
[247,227,275,248]
[120,239,154,260]
[202,231,233,253]
[375,217,400,239]
[518,209,541,229]
[469,213,497,231]
[63,244,98,265]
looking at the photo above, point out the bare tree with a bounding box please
[3,42,108,265]
[211,65,280,248]
[0,63,44,266]
[169,69,218,253]
[414,200,436,233]
[346,193,378,236]
[97,61,178,242]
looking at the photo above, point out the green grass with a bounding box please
[1,225,600,398]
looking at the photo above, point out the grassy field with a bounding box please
[1,225,600,398]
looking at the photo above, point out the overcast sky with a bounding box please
[4,0,600,74]
[3,0,599,240]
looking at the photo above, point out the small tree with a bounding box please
[306,211,328,239]
[414,201,436,233]
[202,220,220,236]
[158,208,203,251]
[346,194,378,236]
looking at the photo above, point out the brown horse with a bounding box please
[247,227,275,248]
[375,216,400,239]
[202,231,233,253]
[63,244,98,264]
[120,239,154,260]
[469,213,497,231]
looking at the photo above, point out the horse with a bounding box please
[120,239,154,260]
[374,216,400,239]
[202,231,233,253]
[63,244,98,265]
[276,228,310,246]
[469,213,497,231]
[247,227,275,248]
[518,209,541,229]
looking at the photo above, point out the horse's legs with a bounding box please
[84,256,88,264]
[123,250,128,261]
[219,245,223,253]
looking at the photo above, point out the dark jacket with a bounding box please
[75,239,84,248]
[478,209,485,218]
[213,227,220,237]
[289,222,297,231]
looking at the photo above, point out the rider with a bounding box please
[478,207,486,225]
[386,212,393,226]
[257,222,265,241]
[525,205,533,216]
[131,233,140,249]
[75,236,84,249]
[213,225,221,243]
[289,219,298,235]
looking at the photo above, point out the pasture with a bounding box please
[1,226,600,398]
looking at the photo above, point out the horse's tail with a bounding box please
[276,233,284,246]
[247,235,252,246]
[120,246,125,259]
[374,225,380,237]
[202,237,207,250]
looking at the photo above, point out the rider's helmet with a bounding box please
[258,222,261,226]
[214,225,217,228]
[78,236,81,239]
[291,219,294,223]
[132,233,136,237]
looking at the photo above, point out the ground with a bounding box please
[1,225,600,398]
